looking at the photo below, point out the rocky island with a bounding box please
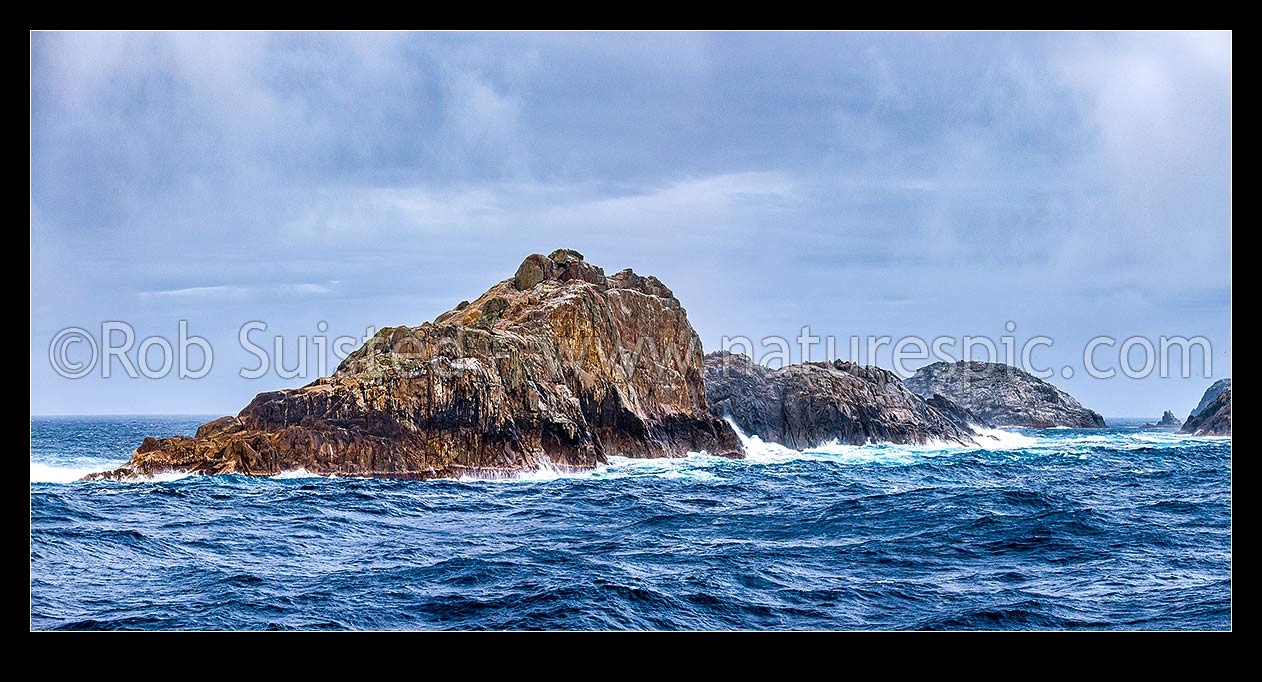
[86,250,743,480]
[703,351,981,448]
[1179,380,1231,436]
[904,361,1106,428]
[1141,410,1184,429]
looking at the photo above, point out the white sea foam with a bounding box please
[456,461,610,483]
[32,419,1219,486]
[971,427,1042,450]
[29,462,104,483]
[726,423,815,464]
[457,452,733,484]
[140,471,194,482]
[29,460,202,484]
[728,417,1017,466]
[271,467,331,479]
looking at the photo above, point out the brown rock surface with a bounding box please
[86,251,743,480]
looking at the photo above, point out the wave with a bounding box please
[727,418,1046,466]
[29,420,1228,486]
[29,462,192,484]
[271,468,331,480]
[30,462,104,484]
[971,428,1043,450]
[29,414,1232,631]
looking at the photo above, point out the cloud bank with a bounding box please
[30,31,1231,416]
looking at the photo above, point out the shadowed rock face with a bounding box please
[703,351,979,449]
[1180,388,1231,436]
[86,251,743,481]
[904,361,1106,429]
[1188,378,1231,421]
[924,394,993,430]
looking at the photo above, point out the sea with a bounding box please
[30,415,1231,630]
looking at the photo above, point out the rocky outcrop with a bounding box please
[1141,410,1183,429]
[1189,378,1231,421]
[86,250,743,481]
[1180,386,1231,436]
[904,361,1106,428]
[703,351,979,449]
[1156,410,1183,427]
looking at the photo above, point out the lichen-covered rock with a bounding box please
[703,351,978,449]
[86,251,743,481]
[512,254,551,291]
[904,361,1106,429]
[1179,387,1231,436]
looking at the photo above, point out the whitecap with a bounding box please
[971,428,1042,451]
[271,467,329,479]
[29,462,106,483]
[30,460,197,484]
[135,471,194,483]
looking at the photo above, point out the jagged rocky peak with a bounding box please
[1142,409,1184,430]
[501,248,675,300]
[86,250,743,481]
[1180,381,1231,436]
[703,351,980,449]
[1188,378,1230,421]
[905,360,1106,429]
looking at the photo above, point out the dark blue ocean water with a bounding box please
[30,415,1231,630]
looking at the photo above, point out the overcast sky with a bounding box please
[30,31,1231,417]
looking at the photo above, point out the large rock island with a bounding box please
[904,361,1106,428]
[1179,380,1231,436]
[703,351,980,448]
[87,250,743,480]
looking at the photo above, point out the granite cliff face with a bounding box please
[703,351,979,449]
[87,250,743,480]
[904,361,1106,429]
[1180,385,1231,436]
[1189,378,1231,420]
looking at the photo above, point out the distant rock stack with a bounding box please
[904,361,1106,428]
[703,351,980,449]
[1156,410,1183,427]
